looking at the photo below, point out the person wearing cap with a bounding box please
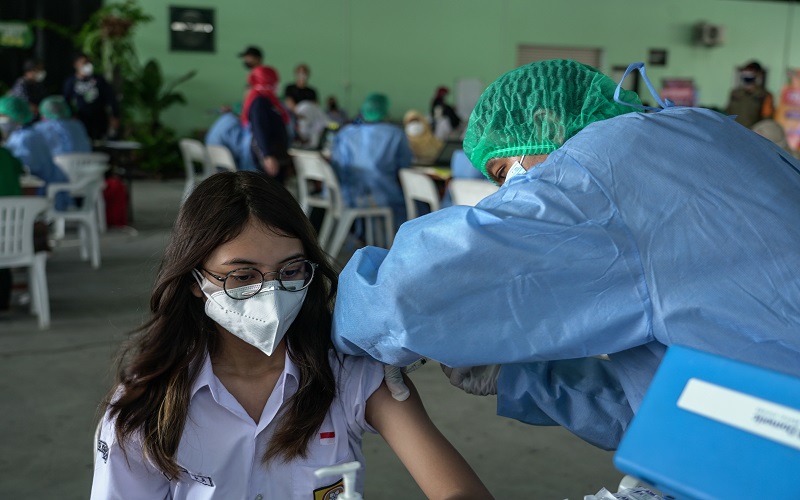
[284,64,318,105]
[330,59,800,450]
[331,93,412,230]
[0,96,70,210]
[238,46,263,70]
[430,86,461,140]
[9,59,48,115]
[726,60,774,128]
[33,95,92,156]
[63,53,121,141]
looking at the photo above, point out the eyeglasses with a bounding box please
[202,259,318,300]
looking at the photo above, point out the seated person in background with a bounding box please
[205,105,244,163]
[286,97,330,150]
[0,147,24,314]
[9,59,47,117]
[331,93,412,229]
[0,96,70,210]
[283,63,318,105]
[326,96,348,126]
[243,66,291,180]
[33,96,92,156]
[403,110,443,164]
[430,86,462,141]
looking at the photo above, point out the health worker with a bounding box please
[331,59,800,450]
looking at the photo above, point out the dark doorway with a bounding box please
[1,0,102,96]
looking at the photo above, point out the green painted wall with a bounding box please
[129,0,800,135]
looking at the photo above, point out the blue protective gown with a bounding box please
[33,119,92,156]
[5,126,70,210]
[331,123,413,228]
[204,112,243,165]
[332,107,800,449]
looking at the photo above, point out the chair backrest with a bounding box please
[47,166,106,213]
[0,197,48,266]
[291,152,344,216]
[179,138,214,181]
[206,144,237,172]
[448,178,499,207]
[53,152,110,181]
[399,169,441,219]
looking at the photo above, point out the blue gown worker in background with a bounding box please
[204,103,258,172]
[331,93,412,230]
[34,96,92,157]
[331,60,800,450]
[0,96,70,210]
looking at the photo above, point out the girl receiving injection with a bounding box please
[91,171,492,499]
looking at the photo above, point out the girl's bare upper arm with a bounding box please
[365,376,493,500]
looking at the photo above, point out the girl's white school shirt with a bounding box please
[91,350,384,499]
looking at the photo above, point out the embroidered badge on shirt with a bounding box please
[313,479,344,500]
[189,473,214,487]
[97,439,109,463]
[319,431,335,445]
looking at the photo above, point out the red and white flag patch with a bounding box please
[319,431,335,445]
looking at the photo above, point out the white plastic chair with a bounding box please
[448,178,499,207]
[291,152,394,258]
[206,144,238,172]
[399,169,441,219]
[53,152,110,232]
[0,197,50,328]
[179,138,215,202]
[47,166,106,269]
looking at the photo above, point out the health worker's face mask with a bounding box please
[192,270,307,356]
[405,121,425,137]
[0,116,16,140]
[80,63,94,77]
[34,71,46,83]
[505,155,527,183]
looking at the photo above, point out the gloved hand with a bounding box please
[383,365,410,401]
[441,364,501,396]
[383,359,428,401]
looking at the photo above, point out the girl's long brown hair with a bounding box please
[104,171,339,479]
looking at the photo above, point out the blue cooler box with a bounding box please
[614,345,800,499]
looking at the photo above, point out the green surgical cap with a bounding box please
[463,59,642,179]
[361,93,389,122]
[40,95,72,120]
[0,96,34,125]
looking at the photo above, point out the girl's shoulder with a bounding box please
[327,351,384,432]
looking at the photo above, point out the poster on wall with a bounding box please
[169,7,215,52]
[776,69,800,152]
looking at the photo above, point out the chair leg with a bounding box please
[97,196,107,233]
[89,219,101,269]
[327,213,356,259]
[78,223,89,261]
[318,211,334,249]
[365,216,375,247]
[53,217,66,240]
[33,254,50,329]
[28,265,39,315]
[384,213,395,248]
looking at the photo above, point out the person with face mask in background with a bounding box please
[284,63,318,105]
[0,96,70,210]
[403,109,443,164]
[331,59,800,451]
[430,86,462,141]
[243,66,291,180]
[238,45,263,70]
[9,59,48,117]
[90,171,492,499]
[726,60,774,128]
[63,53,120,141]
[33,95,92,156]
[331,93,413,231]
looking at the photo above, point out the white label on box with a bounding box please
[677,378,800,451]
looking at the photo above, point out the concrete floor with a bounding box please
[0,179,624,499]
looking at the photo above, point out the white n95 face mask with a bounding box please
[405,121,425,137]
[81,63,94,77]
[192,270,308,356]
[505,155,527,183]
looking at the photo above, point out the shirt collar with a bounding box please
[190,347,301,400]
